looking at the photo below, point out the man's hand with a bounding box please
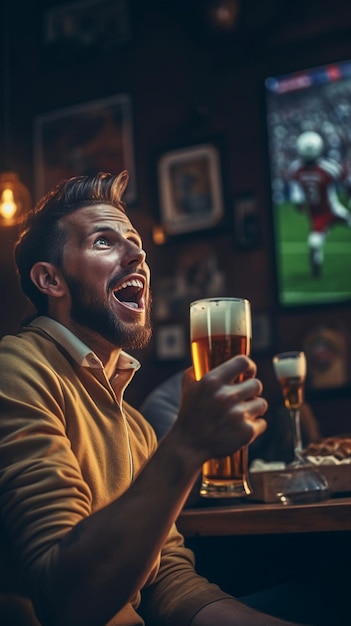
[172,355,268,467]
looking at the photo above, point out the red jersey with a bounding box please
[288,157,346,232]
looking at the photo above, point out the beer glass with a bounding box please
[273,351,307,463]
[190,297,253,498]
[272,351,329,504]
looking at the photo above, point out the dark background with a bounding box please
[1,0,351,434]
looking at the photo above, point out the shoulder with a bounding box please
[317,157,343,178]
[1,327,58,358]
[0,328,71,398]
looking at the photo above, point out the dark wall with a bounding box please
[1,0,351,431]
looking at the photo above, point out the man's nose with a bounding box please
[122,240,146,267]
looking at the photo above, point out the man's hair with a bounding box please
[15,170,128,314]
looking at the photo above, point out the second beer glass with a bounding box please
[190,297,253,498]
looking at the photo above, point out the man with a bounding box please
[288,130,351,277]
[0,171,307,626]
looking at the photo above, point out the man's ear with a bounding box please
[30,262,66,298]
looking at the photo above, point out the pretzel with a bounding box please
[304,436,351,460]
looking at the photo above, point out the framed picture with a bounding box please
[43,0,131,54]
[303,325,350,391]
[157,143,224,235]
[34,93,137,203]
[153,243,226,322]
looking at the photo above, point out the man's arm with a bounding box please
[39,356,267,625]
[289,180,306,211]
[1,353,267,626]
[190,598,310,626]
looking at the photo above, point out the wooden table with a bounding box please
[177,495,351,536]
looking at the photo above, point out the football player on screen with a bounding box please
[288,130,351,277]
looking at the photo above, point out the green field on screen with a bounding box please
[274,202,351,306]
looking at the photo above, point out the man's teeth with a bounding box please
[115,279,143,292]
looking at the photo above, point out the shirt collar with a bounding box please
[29,316,141,372]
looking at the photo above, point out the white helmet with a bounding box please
[296,131,324,161]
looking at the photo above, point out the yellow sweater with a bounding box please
[0,318,229,626]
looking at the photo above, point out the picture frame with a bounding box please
[153,243,226,322]
[157,143,224,235]
[303,324,350,391]
[43,0,131,59]
[33,93,137,203]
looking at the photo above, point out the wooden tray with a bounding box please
[249,464,351,503]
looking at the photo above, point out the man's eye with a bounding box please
[94,237,110,247]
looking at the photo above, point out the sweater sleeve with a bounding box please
[139,521,232,626]
[124,399,233,625]
[0,336,92,598]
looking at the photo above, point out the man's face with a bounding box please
[58,204,152,350]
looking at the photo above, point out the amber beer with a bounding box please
[190,298,252,498]
[273,352,307,411]
[279,377,305,410]
[191,335,250,377]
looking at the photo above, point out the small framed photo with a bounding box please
[155,324,187,361]
[157,143,224,235]
[43,0,131,56]
[33,93,137,203]
[303,325,350,391]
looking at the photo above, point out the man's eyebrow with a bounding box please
[88,225,140,237]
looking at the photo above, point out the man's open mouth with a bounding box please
[113,277,144,310]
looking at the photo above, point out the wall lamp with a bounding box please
[0,171,31,227]
[0,2,31,227]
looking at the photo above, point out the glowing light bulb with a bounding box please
[0,188,17,220]
[0,171,31,226]
[152,225,167,245]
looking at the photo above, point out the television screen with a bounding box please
[265,59,351,308]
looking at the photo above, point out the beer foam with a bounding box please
[190,298,251,339]
[273,354,306,379]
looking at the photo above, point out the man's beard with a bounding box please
[63,273,152,350]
